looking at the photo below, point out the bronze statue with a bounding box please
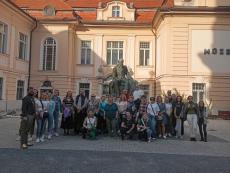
[109,59,137,96]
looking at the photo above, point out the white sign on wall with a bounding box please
[191,30,230,74]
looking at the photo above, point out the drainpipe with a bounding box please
[151,27,157,97]
[28,20,37,88]
[151,0,169,97]
[151,7,160,97]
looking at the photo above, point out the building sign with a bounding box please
[204,48,230,55]
[191,30,230,74]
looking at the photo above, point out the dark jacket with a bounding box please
[21,95,36,117]
[75,95,87,109]
[198,106,208,119]
[184,102,198,116]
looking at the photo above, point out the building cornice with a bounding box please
[81,22,152,28]
[2,0,35,22]
[31,17,152,27]
[152,6,230,29]
[165,6,230,13]
[38,20,80,24]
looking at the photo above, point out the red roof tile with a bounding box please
[12,0,174,9]
[66,0,163,8]
[11,0,72,10]
[26,11,78,21]
[136,11,156,23]
[77,11,97,22]
[10,0,172,23]
[163,0,174,8]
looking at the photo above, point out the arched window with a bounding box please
[42,37,56,71]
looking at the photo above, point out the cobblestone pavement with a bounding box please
[0,117,229,173]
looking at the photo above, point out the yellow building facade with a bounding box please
[0,0,34,111]
[0,0,230,115]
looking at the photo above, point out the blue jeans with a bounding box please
[48,111,54,134]
[149,116,156,138]
[146,128,153,139]
[53,110,59,133]
[36,117,47,138]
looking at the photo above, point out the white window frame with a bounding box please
[18,32,28,60]
[192,83,206,103]
[41,37,57,71]
[77,82,91,99]
[16,80,25,100]
[106,41,123,65]
[112,6,120,17]
[139,42,150,66]
[0,22,8,54]
[80,40,92,64]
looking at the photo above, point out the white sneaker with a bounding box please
[47,134,52,140]
[148,138,151,143]
[163,135,167,139]
[40,136,45,142]
[159,134,162,138]
[36,138,40,143]
[28,136,33,142]
[54,133,59,137]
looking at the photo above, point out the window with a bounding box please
[107,41,123,65]
[112,6,120,17]
[81,41,91,64]
[192,83,205,103]
[79,83,90,99]
[139,42,150,66]
[0,22,8,54]
[42,37,56,71]
[44,6,55,16]
[139,84,150,98]
[0,78,3,100]
[18,33,28,60]
[16,80,25,100]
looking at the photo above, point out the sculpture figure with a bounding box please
[109,59,137,96]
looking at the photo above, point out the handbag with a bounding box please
[43,112,49,118]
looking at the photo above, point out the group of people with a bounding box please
[19,87,62,149]
[19,87,208,149]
